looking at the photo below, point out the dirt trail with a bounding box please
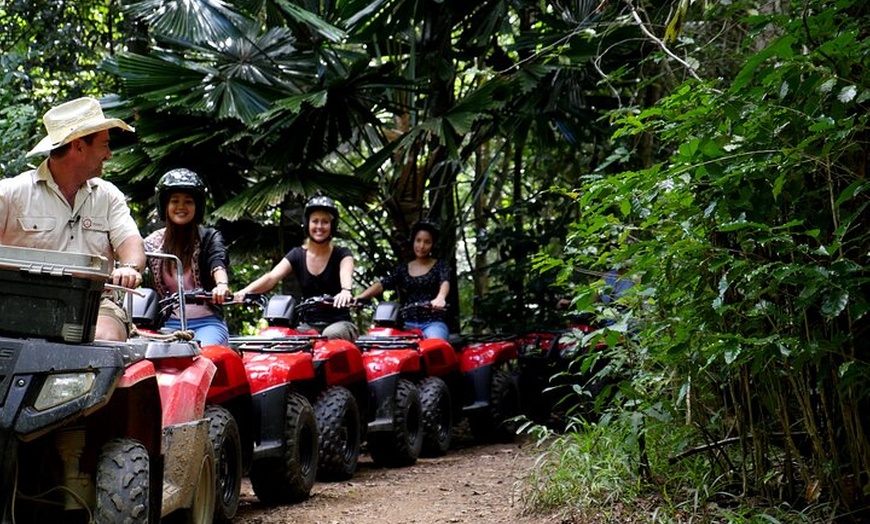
[234,432,555,524]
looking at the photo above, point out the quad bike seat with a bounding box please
[373,301,402,327]
[264,295,297,327]
[131,287,161,329]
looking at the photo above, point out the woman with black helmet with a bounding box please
[233,195,358,341]
[144,168,232,346]
[356,219,450,340]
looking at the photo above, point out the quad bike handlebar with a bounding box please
[182,289,266,308]
[298,294,366,310]
[399,301,448,314]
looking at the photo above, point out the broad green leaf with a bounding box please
[821,289,849,318]
[272,0,345,42]
[838,85,857,103]
[731,35,796,92]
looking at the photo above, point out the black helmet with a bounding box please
[303,195,339,237]
[156,168,207,223]
[410,219,440,244]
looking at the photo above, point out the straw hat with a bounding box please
[26,97,135,157]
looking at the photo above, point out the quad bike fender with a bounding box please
[362,349,421,382]
[0,373,165,523]
[117,359,158,388]
[242,352,316,395]
[156,356,217,427]
[160,418,212,517]
[249,383,292,457]
[460,364,496,413]
[459,339,518,373]
[201,344,251,404]
[365,373,404,433]
[313,339,366,387]
[0,432,17,507]
[416,339,460,377]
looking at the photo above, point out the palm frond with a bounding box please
[213,168,373,220]
[272,0,346,42]
[122,0,251,45]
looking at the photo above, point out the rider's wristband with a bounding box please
[215,281,229,286]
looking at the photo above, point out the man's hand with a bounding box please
[112,265,141,289]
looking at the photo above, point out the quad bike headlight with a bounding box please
[34,372,97,411]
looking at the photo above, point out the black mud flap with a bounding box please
[0,432,18,524]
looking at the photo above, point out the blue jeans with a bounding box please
[405,320,449,341]
[165,315,229,347]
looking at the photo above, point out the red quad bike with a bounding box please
[0,245,215,524]
[134,291,318,510]
[516,312,612,426]
[356,301,521,456]
[252,295,424,469]
[131,251,254,523]
[233,294,369,480]
[138,282,319,504]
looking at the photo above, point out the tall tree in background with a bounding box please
[0,0,129,175]
[2,0,868,518]
[107,0,653,329]
[535,0,869,518]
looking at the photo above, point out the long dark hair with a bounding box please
[162,191,199,271]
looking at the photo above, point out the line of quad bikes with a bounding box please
[0,250,616,524]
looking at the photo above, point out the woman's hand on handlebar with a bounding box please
[212,283,231,304]
[334,289,353,309]
[430,296,447,309]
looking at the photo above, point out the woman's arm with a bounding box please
[211,266,231,304]
[356,281,384,301]
[430,259,450,308]
[334,255,354,308]
[203,228,231,303]
[233,258,292,301]
[431,280,449,309]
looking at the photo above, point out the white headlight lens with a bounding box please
[34,372,97,411]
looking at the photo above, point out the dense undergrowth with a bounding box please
[519,0,869,521]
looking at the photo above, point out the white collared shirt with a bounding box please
[0,159,140,263]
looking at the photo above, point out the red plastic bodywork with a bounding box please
[367,326,423,338]
[361,348,422,380]
[258,323,418,383]
[311,338,366,387]
[259,326,318,337]
[253,326,366,388]
[363,326,459,378]
[522,319,604,356]
[201,344,251,404]
[134,327,251,406]
[117,359,158,388]
[458,339,518,373]
[242,351,316,395]
[153,355,217,427]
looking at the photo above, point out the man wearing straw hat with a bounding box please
[0,96,145,341]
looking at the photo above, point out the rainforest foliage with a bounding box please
[1,0,867,520]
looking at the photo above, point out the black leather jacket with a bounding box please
[143,225,230,298]
[197,226,229,290]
